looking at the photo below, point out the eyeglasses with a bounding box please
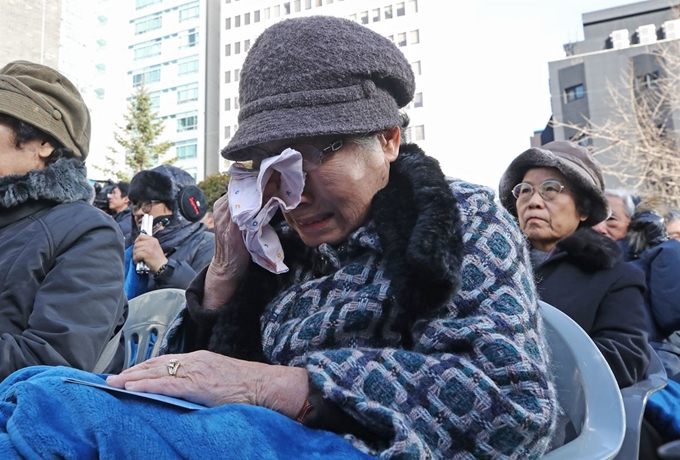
[235,139,345,172]
[132,200,161,214]
[512,180,566,202]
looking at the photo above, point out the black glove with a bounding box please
[629,210,669,248]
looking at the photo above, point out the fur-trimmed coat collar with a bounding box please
[548,227,622,271]
[207,143,464,361]
[0,158,93,210]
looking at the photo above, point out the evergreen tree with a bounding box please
[197,172,231,209]
[111,86,174,174]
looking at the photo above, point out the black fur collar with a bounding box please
[553,227,622,271]
[0,158,93,209]
[208,143,464,361]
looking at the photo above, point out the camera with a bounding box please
[91,180,116,215]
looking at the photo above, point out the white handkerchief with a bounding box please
[227,149,305,273]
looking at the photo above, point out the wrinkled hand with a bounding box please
[202,194,252,309]
[105,350,308,417]
[132,233,168,273]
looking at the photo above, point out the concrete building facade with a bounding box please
[547,0,680,185]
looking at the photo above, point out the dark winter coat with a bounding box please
[171,144,558,458]
[0,158,127,380]
[630,239,680,381]
[534,227,650,388]
[113,206,132,248]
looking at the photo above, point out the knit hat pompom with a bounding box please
[499,140,610,227]
[222,15,415,160]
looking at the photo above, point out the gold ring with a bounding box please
[166,358,181,377]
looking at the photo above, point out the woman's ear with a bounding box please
[380,126,401,163]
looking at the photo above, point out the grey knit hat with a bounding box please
[499,140,610,227]
[222,15,415,160]
[0,60,91,159]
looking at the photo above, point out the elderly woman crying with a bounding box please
[499,141,650,389]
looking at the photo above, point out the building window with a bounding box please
[412,60,421,75]
[284,2,291,14]
[134,13,162,35]
[178,58,199,76]
[349,13,356,21]
[384,5,393,19]
[264,7,270,19]
[565,84,585,103]
[315,0,322,6]
[225,126,232,139]
[149,93,160,109]
[294,0,301,12]
[637,71,659,89]
[235,42,241,54]
[244,39,251,52]
[386,35,393,43]
[234,69,240,81]
[225,17,231,29]
[225,98,231,111]
[414,125,425,140]
[360,11,368,24]
[235,96,239,109]
[372,8,380,22]
[179,4,199,21]
[225,70,231,83]
[136,0,161,9]
[408,0,418,13]
[177,84,198,104]
[244,12,250,25]
[133,40,161,60]
[274,5,280,17]
[410,30,419,44]
[176,139,198,160]
[225,44,231,56]
[235,15,240,27]
[179,31,198,48]
[414,92,423,108]
[132,66,160,86]
[254,10,260,22]
[177,113,198,132]
[397,33,406,47]
[305,0,311,8]
[396,2,405,16]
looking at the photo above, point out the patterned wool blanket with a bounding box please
[0,366,371,459]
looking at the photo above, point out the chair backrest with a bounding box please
[540,301,626,460]
[615,345,667,460]
[123,288,186,369]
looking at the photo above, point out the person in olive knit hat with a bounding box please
[0,60,127,378]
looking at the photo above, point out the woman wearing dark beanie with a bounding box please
[0,17,555,458]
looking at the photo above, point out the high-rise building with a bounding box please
[0,0,127,178]
[218,0,425,174]
[546,0,680,184]
[126,0,220,181]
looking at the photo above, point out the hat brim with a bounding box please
[499,147,610,227]
[222,87,403,160]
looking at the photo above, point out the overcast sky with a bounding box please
[421,0,640,189]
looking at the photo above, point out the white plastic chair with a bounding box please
[616,345,667,460]
[540,301,626,460]
[122,288,186,369]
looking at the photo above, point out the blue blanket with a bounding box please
[0,366,372,459]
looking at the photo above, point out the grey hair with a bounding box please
[667,206,680,224]
[604,189,636,218]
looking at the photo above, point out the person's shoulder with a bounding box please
[44,201,119,234]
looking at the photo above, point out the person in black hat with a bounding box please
[499,140,650,389]
[0,60,127,378]
[0,18,555,459]
[125,165,214,298]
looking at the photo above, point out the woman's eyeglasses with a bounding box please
[234,139,345,172]
[512,180,566,202]
[132,200,161,214]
